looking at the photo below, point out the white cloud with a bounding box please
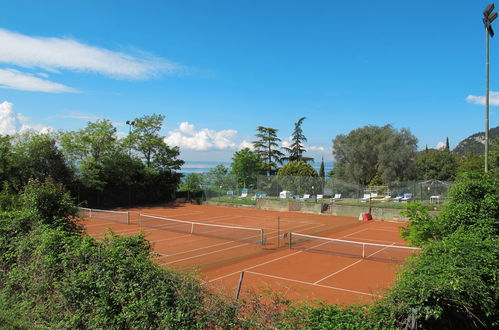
[466,91,499,106]
[0,101,51,134]
[165,122,238,151]
[436,141,445,150]
[238,140,254,150]
[308,145,326,152]
[0,68,77,93]
[0,28,183,80]
[58,111,100,121]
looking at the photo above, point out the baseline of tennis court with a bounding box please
[80,203,415,304]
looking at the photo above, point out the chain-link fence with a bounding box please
[197,175,453,203]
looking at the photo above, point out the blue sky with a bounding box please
[0,0,498,162]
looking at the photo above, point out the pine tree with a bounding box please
[445,137,450,151]
[282,117,313,163]
[252,126,284,176]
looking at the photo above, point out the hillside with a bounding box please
[453,126,499,156]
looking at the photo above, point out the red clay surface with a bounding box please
[82,203,412,304]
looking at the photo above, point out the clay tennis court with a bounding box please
[81,203,417,304]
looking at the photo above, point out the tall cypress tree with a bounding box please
[445,137,450,151]
[319,156,325,179]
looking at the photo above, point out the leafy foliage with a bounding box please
[393,172,499,328]
[0,179,238,328]
[55,117,183,207]
[230,148,264,188]
[414,148,458,181]
[278,160,318,177]
[332,125,417,185]
[279,304,394,330]
[179,173,203,192]
[384,229,498,329]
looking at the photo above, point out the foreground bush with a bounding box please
[0,180,237,328]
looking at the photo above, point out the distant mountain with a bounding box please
[453,126,499,156]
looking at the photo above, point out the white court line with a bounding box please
[84,221,128,228]
[315,242,398,285]
[209,226,373,283]
[158,240,236,258]
[345,237,404,245]
[314,260,363,284]
[367,228,401,233]
[162,222,326,266]
[160,242,251,265]
[209,250,304,283]
[340,228,369,238]
[245,271,377,297]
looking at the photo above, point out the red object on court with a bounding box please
[363,213,373,221]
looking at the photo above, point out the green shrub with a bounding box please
[383,229,498,329]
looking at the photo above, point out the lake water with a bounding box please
[180,160,334,175]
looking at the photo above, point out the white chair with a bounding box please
[240,188,248,199]
[401,193,412,202]
[332,193,342,201]
[301,194,311,201]
[279,190,291,198]
[361,193,371,202]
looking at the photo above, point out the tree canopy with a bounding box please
[332,125,417,185]
[283,117,313,163]
[230,148,264,188]
[277,160,318,177]
[252,126,284,175]
[414,148,458,181]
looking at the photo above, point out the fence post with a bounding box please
[234,271,245,301]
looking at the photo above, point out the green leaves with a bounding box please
[231,148,264,188]
[332,125,417,185]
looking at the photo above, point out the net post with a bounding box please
[138,213,141,226]
[89,208,92,218]
[289,232,292,249]
[362,243,365,258]
[127,212,130,225]
[260,229,264,247]
[190,223,194,234]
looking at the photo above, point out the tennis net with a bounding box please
[289,232,420,263]
[78,207,130,224]
[139,214,265,245]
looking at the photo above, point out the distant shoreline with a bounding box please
[180,160,334,175]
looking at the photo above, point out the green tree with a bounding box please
[58,119,119,165]
[413,148,458,181]
[319,156,325,179]
[283,117,313,163]
[252,126,284,175]
[445,137,450,151]
[277,161,318,195]
[179,173,203,192]
[332,125,417,185]
[10,132,74,190]
[278,160,318,177]
[125,114,166,167]
[457,154,484,177]
[0,136,13,184]
[205,164,229,190]
[230,148,263,188]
